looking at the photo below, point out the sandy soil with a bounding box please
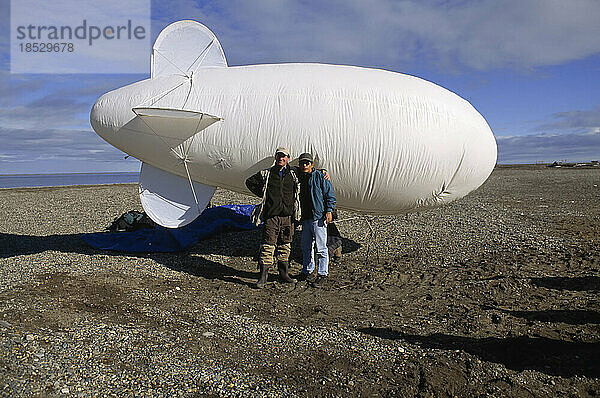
[0,166,599,397]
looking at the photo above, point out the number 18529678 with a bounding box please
[19,42,74,52]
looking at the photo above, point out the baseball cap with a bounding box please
[275,146,290,157]
[298,153,314,163]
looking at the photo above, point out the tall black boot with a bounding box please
[256,262,270,289]
[278,261,297,283]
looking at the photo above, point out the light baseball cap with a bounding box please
[275,146,291,157]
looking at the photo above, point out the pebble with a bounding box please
[202,332,215,337]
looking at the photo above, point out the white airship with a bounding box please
[90,20,497,228]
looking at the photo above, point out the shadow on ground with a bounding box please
[360,327,600,378]
[530,276,600,292]
[0,230,360,288]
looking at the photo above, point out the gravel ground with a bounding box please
[0,165,599,397]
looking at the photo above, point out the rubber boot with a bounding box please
[256,262,270,289]
[278,261,297,283]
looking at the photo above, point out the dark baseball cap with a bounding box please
[298,153,314,163]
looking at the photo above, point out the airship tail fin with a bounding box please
[139,162,216,228]
[152,20,227,78]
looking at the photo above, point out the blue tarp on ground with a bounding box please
[81,204,258,253]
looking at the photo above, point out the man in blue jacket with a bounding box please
[296,152,336,288]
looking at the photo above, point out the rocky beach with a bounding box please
[1,165,599,397]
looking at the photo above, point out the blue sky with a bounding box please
[1,0,599,173]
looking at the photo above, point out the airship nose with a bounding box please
[90,94,114,141]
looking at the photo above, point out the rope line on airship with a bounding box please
[183,156,201,214]
[181,73,194,109]
[143,80,188,107]
[153,48,188,77]
[131,108,183,159]
[186,39,215,76]
[182,40,215,109]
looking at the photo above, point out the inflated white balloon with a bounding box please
[91,20,496,227]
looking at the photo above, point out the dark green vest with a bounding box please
[264,166,295,218]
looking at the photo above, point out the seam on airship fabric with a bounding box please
[189,92,469,126]
[171,142,268,182]
[194,91,451,110]
[429,149,465,203]
[210,96,483,139]
[181,79,194,109]
[445,148,466,193]
[431,182,448,203]
[153,48,190,77]
[139,80,189,108]
[430,160,464,203]
[364,146,383,204]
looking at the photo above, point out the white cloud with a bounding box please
[536,105,600,133]
[391,0,600,70]
[0,73,138,130]
[0,71,45,106]
[497,130,600,163]
[0,153,18,159]
[159,0,600,71]
[0,124,139,174]
[0,126,129,164]
[497,105,600,162]
[0,100,87,130]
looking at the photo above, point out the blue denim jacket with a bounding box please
[303,170,336,220]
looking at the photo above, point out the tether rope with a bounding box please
[153,48,189,77]
[187,39,215,75]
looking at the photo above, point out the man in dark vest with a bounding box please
[246,147,301,288]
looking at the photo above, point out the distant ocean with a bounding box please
[0,172,139,189]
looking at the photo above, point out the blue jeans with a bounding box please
[301,219,328,276]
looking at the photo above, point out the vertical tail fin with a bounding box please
[152,20,227,78]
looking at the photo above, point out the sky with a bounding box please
[0,0,599,174]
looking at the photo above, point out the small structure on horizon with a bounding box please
[547,160,600,168]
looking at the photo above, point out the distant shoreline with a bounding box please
[0,172,138,177]
[496,163,599,169]
[0,172,139,189]
[0,182,137,190]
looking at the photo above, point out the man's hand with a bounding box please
[322,170,331,181]
[325,211,333,224]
